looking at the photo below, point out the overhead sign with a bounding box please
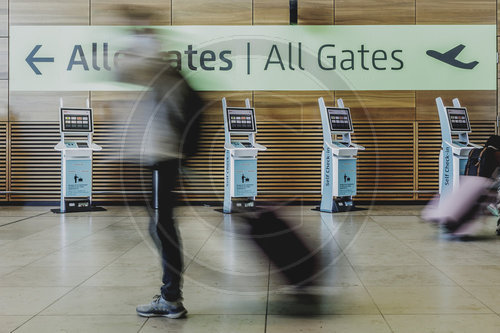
[10,25,496,91]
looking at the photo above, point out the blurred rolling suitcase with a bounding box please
[422,176,494,236]
[245,210,318,286]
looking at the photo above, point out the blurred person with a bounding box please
[114,6,203,319]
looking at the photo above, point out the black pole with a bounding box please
[290,0,298,25]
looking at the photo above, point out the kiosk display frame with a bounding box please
[226,107,257,132]
[446,107,471,133]
[60,107,94,133]
[327,107,353,133]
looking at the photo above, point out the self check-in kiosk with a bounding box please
[436,97,481,196]
[223,98,266,213]
[53,99,102,213]
[319,97,364,213]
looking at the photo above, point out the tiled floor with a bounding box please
[1,205,500,332]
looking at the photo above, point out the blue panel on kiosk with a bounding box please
[459,157,467,175]
[66,159,92,197]
[338,159,357,197]
[234,159,257,197]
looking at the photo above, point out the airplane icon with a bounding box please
[426,44,478,70]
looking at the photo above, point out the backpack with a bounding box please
[486,135,500,149]
[465,148,482,176]
[465,146,500,178]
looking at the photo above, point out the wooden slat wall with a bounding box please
[9,122,151,202]
[3,0,499,203]
[180,121,416,202]
[10,123,60,200]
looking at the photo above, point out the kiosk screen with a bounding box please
[446,107,470,132]
[227,108,256,132]
[327,108,353,132]
[61,108,93,133]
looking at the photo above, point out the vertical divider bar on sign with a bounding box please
[289,0,298,25]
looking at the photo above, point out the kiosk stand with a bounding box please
[318,97,364,213]
[222,98,266,213]
[53,98,103,213]
[436,97,481,196]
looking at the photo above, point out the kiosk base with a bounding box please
[218,199,256,214]
[317,197,364,213]
[51,205,107,214]
[331,198,354,213]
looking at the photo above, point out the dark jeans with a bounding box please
[150,160,183,302]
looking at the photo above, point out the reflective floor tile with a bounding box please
[385,314,500,333]
[29,250,125,268]
[345,250,429,266]
[0,316,31,333]
[0,265,23,277]
[266,315,392,333]
[13,315,146,333]
[193,251,269,275]
[182,285,268,315]
[355,265,457,286]
[141,315,265,333]
[463,286,500,313]
[367,286,492,314]
[418,249,500,266]
[0,287,71,315]
[82,265,162,287]
[183,261,269,293]
[438,265,500,286]
[0,266,101,287]
[41,286,155,316]
[267,287,380,315]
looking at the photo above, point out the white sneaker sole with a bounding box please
[137,309,187,319]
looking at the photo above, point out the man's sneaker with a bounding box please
[136,295,187,318]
